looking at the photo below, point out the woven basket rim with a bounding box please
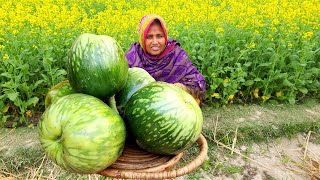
[98,134,208,179]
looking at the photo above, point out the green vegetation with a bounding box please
[0,0,319,126]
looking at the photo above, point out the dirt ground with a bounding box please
[210,133,320,180]
[1,127,319,179]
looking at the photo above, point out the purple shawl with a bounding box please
[125,39,206,100]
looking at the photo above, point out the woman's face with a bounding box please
[145,22,166,56]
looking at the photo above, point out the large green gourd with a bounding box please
[67,33,128,99]
[45,80,74,109]
[38,93,126,174]
[124,82,203,155]
[115,67,155,111]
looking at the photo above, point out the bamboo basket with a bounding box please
[98,134,208,179]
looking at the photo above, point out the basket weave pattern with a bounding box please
[98,134,208,179]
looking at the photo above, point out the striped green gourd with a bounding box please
[67,33,128,99]
[124,82,203,155]
[45,80,74,109]
[38,93,126,173]
[115,67,155,111]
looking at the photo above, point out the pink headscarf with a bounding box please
[137,14,168,52]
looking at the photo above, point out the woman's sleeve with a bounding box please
[182,70,206,101]
[177,51,206,101]
[125,43,139,68]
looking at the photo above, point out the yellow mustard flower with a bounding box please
[211,93,220,98]
[272,19,280,26]
[216,27,224,33]
[253,88,259,98]
[3,54,9,60]
[0,0,319,63]
[276,91,284,97]
[247,42,256,49]
[261,95,270,103]
[26,110,32,117]
[302,31,313,40]
[228,95,234,100]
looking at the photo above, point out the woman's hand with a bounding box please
[174,83,201,105]
[173,83,189,93]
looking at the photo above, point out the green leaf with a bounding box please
[289,55,299,61]
[1,72,12,78]
[34,80,45,89]
[27,97,39,107]
[6,92,19,101]
[283,79,294,87]
[208,66,215,75]
[12,122,17,127]
[19,63,29,72]
[258,63,271,67]
[55,69,67,76]
[288,97,296,104]
[243,62,252,67]
[197,56,204,61]
[2,115,10,123]
[298,88,308,94]
[244,80,254,86]
[2,104,9,113]
[266,47,275,52]
[0,101,4,111]
[254,77,262,82]
[237,77,245,83]
[272,72,288,81]
[299,63,307,67]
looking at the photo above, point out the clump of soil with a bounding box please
[212,133,320,180]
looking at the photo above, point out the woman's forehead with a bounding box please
[147,23,164,33]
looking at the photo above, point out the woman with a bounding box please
[125,14,206,103]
